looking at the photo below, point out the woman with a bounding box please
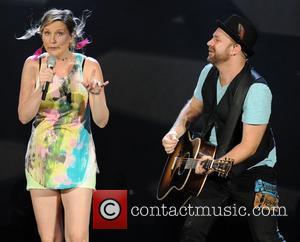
[17,9,109,242]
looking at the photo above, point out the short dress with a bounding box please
[25,53,99,190]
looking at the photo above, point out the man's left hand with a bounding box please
[195,155,214,175]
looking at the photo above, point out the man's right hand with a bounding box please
[162,130,179,154]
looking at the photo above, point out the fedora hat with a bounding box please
[216,14,257,57]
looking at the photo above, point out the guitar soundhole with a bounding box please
[177,153,190,176]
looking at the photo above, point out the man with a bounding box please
[162,15,285,242]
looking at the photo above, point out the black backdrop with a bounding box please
[0,0,299,241]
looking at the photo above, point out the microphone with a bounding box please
[42,55,56,100]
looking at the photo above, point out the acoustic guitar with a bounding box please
[157,131,233,206]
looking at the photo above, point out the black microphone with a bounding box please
[42,55,56,100]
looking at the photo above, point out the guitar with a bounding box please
[157,131,233,206]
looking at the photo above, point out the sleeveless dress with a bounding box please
[25,53,99,190]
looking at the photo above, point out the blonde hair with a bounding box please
[17,9,91,51]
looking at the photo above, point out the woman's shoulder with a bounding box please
[81,55,101,69]
[23,55,40,69]
[85,56,100,64]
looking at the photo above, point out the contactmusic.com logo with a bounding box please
[93,190,127,229]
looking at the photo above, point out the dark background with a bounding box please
[0,0,299,241]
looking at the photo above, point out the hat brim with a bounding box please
[216,19,254,57]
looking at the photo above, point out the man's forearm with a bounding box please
[171,99,202,138]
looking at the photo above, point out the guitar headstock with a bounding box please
[208,158,234,177]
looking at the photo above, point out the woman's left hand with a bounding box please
[83,69,109,95]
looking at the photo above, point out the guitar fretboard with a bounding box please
[174,157,199,169]
[174,157,233,176]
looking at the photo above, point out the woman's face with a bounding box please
[41,20,73,58]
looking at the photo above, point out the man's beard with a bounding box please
[207,48,231,64]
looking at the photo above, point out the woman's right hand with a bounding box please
[38,64,54,88]
[162,130,179,154]
[18,57,54,124]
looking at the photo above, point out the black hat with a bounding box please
[216,14,257,57]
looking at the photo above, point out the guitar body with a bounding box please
[157,131,217,206]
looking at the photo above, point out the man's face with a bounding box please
[206,28,235,64]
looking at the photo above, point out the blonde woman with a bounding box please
[18,9,109,242]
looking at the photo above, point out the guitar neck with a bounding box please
[177,157,233,177]
[182,158,199,169]
[183,159,215,170]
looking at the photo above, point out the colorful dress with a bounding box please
[25,53,99,190]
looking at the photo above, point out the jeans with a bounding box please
[180,166,285,242]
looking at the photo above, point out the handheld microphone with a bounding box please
[42,55,56,100]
